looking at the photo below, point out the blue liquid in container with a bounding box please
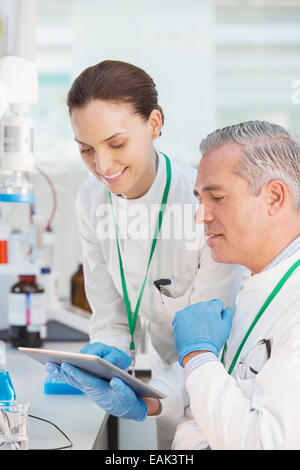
[0,371,16,402]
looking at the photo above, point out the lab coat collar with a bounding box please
[242,248,300,291]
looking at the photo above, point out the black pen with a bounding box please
[154,279,172,303]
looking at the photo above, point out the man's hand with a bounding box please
[172,299,233,366]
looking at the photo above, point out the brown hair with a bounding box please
[67,60,164,128]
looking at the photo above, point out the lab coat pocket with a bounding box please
[154,280,194,325]
[235,339,271,398]
[236,339,271,379]
[235,376,256,400]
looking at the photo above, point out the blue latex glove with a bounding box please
[78,342,131,370]
[45,342,147,422]
[172,299,233,366]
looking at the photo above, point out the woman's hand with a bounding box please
[143,397,161,416]
[45,361,147,421]
[79,342,131,370]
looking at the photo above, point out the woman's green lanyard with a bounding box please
[221,258,300,375]
[109,153,172,368]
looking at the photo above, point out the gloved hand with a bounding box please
[45,342,147,421]
[46,362,147,421]
[78,342,131,370]
[172,299,233,366]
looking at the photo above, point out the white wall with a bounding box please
[71,0,215,167]
[17,0,215,299]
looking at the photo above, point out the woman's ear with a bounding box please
[148,109,162,140]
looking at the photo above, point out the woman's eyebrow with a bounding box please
[74,132,128,146]
[102,132,128,143]
[74,138,90,146]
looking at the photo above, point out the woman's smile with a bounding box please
[101,166,129,185]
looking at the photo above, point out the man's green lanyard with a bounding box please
[109,153,172,367]
[221,258,300,375]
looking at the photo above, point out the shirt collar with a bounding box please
[262,234,300,272]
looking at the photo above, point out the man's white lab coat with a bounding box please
[173,249,300,450]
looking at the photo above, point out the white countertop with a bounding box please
[6,341,107,450]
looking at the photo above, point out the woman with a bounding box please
[47,60,243,449]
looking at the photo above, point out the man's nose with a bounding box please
[195,203,204,224]
[194,203,214,224]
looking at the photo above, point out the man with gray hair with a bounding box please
[172,120,300,450]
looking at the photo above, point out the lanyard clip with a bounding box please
[129,348,136,377]
[130,336,136,367]
[130,350,136,368]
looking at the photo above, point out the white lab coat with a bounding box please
[172,249,300,450]
[75,151,245,423]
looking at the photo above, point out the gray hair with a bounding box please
[200,120,300,211]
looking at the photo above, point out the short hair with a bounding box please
[200,120,300,210]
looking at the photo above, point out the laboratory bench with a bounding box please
[6,341,108,450]
[2,319,153,450]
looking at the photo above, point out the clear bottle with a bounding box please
[8,275,46,348]
[0,340,16,403]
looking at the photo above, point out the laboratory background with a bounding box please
[0,0,300,451]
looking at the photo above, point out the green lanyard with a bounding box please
[109,153,172,365]
[221,258,300,375]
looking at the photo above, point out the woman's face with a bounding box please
[70,100,162,198]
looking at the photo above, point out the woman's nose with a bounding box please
[94,151,112,175]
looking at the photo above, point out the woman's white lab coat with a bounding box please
[75,152,244,420]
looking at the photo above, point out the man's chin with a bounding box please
[210,248,232,264]
[211,250,241,266]
[211,252,226,263]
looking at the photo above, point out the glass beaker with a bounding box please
[0,401,29,450]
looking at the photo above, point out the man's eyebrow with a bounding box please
[74,132,127,146]
[202,184,224,192]
[193,185,224,198]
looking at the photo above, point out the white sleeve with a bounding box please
[172,418,208,450]
[148,244,246,420]
[148,361,189,419]
[76,188,140,354]
[186,330,300,450]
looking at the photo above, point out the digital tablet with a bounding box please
[18,347,166,400]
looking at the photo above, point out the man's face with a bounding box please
[194,143,269,268]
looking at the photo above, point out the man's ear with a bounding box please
[265,179,287,216]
